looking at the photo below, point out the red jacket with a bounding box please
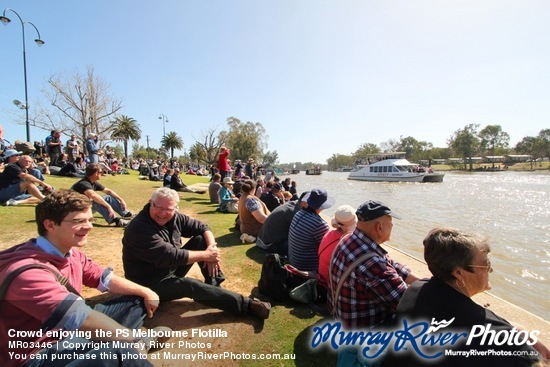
[218,149,230,172]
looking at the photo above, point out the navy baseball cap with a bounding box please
[356,200,402,221]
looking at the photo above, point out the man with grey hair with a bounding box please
[122,187,271,319]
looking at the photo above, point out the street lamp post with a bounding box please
[158,114,168,138]
[1,8,44,143]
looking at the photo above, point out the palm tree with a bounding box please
[162,131,184,158]
[111,115,142,159]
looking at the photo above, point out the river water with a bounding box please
[289,170,550,320]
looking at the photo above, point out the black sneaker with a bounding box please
[123,211,134,218]
[114,218,129,227]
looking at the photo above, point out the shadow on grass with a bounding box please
[245,245,268,264]
[293,318,338,367]
[216,232,246,248]
[180,196,210,203]
[85,294,266,333]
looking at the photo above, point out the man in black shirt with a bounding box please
[122,187,271,319]
[260,183,284,212]
[71,164,132,227]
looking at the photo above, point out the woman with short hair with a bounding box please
[386,227,549,366]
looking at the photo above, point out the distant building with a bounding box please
[507,155,531,162]
[485,156,506,163]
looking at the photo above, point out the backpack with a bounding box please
[257,253,309,302]
[258,253,290,301]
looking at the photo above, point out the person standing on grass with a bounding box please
[217,146,230,180]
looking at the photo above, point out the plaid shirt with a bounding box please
[329,228,411,329]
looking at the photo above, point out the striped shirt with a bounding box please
[288,208,329,272]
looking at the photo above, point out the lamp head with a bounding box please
[0,15,11,24]
[34,39,45,46]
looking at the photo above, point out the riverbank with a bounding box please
[431,161,550,171]
[0,172,548,366]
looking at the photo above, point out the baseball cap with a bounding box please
[356,200,402,221]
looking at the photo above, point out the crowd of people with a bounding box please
[0,133,548,366]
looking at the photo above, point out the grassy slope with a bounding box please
[0,171,335,367]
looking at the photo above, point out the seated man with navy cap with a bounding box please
[328,200,421,366]
[288,188,335,273]
[329,200,420,329]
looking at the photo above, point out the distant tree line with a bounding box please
[326,124,549,171]
[20,68,548,171]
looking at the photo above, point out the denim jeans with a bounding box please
[27,296,152,367]
[92,195,130,224]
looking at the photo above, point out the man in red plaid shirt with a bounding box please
[329,200,420,329]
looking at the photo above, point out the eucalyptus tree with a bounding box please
[327,153,354,171]
[448,124,481,171]
[111,115,141,159]
[352,143,380,163]
[261,150,279,169]
[219,117,267,162]
[479,125,510,169]
[538,128,550,159]
[162,131,184,158]
[397,136,433,162]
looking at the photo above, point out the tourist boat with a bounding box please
[306,167,322,175]
[347,153,444,182]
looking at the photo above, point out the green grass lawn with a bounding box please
[0,170,336,367]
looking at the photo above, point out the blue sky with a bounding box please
[1,0,549,163]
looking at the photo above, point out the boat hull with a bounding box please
[422,173,445,182]
[347,174,425,182]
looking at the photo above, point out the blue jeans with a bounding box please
[92,195,130,224]
[27,296,152,367]
[30,168,45,181]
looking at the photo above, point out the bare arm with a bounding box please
[18,172,52,191]
[251,209,269,224]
